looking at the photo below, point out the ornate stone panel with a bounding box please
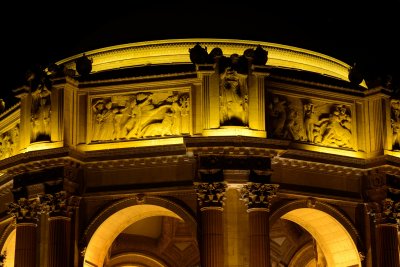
[0,124,19,160]
[30,81,52,143]
[268,94,353,149]
[390,99,400,150]
[89,90,190,142]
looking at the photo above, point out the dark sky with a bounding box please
[1,3,399,106]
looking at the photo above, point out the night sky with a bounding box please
[1,3,399,107]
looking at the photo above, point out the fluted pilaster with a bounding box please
[41,191,73,267]
[15,223,37,267]
[8,197,41,267]
[367,197,400,267]
[376,223,399,267]
[241,182,278,267]
[194,181,227,267]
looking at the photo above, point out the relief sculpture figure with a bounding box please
[320,105,352,148]
[91,92,190,142]
[31,85,51,142]
[391,100,400,149]
[219,67,248,126]
[269,96,287,137]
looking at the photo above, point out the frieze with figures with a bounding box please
[268,94,353,149]
[390,99,400,150]
[90,90,190,142]
[0,124,19,160]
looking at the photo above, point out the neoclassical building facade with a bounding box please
[0,39,399,267]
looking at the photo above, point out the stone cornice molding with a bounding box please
[85,154,195,170]
[5,157,78,177]
[0,147,72,172]
[185,136,290,153]
[78,73,197,89]
[272,157,365,177]
[55,39,354,85]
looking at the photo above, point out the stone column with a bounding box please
[368,198,400,267]
[240,182,279,267]
[194,180,227,267]
[248,66,270,133]
[8,197,41,267]
[42,191,72,267]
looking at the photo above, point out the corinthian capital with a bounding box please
[367,197,400,226]
[7,197,41,223]
[194,181,227,208]
[240,182,279,210]
[41,191,71,217]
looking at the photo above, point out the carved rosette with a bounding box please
[367,197,400,226]
[194,182,227,209]
[7,197,41,223]
[240,183,279,210]
[41,191,71,217]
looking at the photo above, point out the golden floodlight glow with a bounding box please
[202,127,266,138]
[0,229,15,267]
[106,253,166,267]
[84,204,183,267]
[55,39,366,87]
[282,208,361,267]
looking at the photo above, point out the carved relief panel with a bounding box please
[0,124,19,160]
[267,94,353,149]
[390,99,400,150]
[89,90,190,142]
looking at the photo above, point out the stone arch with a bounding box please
[105,252,168,267]
[270,199,363,267]
[82,195,197,267]
[0,222,15,267]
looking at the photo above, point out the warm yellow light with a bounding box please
[26,141,63,152]
[105,253,166,267]
[202,127,266,137]
[282,208,361,267]
[77,137,184,152]
[84,204,183,267]
[56,39,364,87]
[0,229,15,267]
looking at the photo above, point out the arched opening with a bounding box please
[281,208,361,267]
[0,228,15,267]
[84,203,198,267]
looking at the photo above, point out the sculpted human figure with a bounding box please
[219,67,248,126]
[391,100,400,149]
[321,105,352,147]
[31,85,51,141]
[269,96,287,137]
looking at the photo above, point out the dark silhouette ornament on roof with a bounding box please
[348,63,363,85]
[75,53,93,77]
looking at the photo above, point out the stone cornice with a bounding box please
[78,72,198,89]
[85,154,195,170]
[55,39,353,86]
[272,157,365,176]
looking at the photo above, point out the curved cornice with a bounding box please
[55,38,363,87]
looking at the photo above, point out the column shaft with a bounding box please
[48,216,71,267]
[248,208,270,267]
[15,223,37,267]
[201,207,224,267]
[376,224,400,267]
